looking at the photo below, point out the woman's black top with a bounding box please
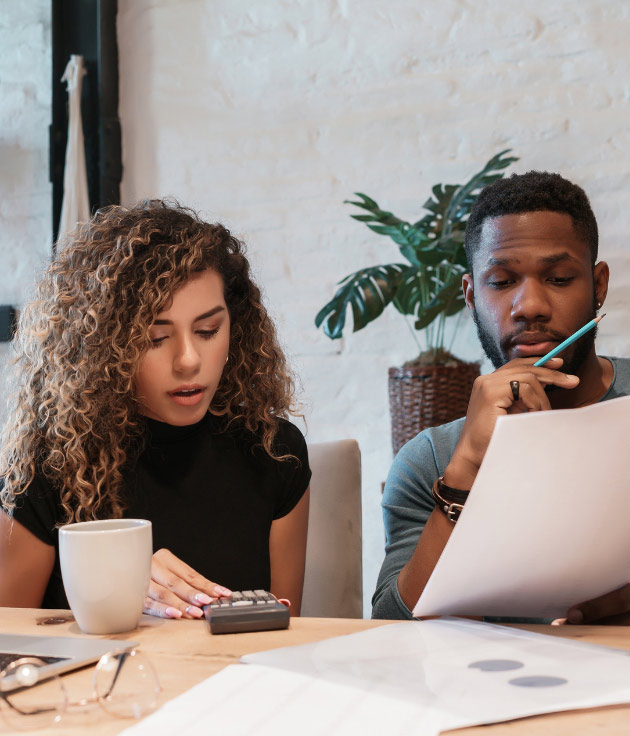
[11,413,311,609]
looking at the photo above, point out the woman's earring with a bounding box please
[597,301,602,309]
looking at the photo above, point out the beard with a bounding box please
[472,299,598,377]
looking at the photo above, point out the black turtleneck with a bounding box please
[12,414,311,609]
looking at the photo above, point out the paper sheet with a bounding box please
[121,663,441,736]
[414,395,630,619]
[121,619,630,736]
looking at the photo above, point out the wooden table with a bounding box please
[1,608,629,734]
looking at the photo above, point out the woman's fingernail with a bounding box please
[195,593,212,605]
[567,609,583,624]
[165,607,182,619]
[185,605,204,618]
[214,585,232,597]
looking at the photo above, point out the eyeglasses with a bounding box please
[0,648,161,730]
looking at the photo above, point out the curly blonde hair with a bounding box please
[0,200,299,522]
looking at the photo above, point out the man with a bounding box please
[372,170,630,623]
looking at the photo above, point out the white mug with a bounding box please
[59,519,152,635]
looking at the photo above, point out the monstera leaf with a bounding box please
[440,150,518,236]
[316,150,518,352]
[344,194,432,268]
[413,275,466,330]
[315,264,410,339]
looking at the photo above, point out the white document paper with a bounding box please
[245,619,630,730]
[120,662,442,736]
[414,394,630,619]
[121,619,630,736]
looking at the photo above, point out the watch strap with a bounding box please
[431,476,470,523]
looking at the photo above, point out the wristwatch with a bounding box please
[431,476,470,523]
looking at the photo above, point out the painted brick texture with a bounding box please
[0,0,51,420]
[118,1,630,613]
[3,1,630,615]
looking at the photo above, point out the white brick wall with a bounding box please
[4,1,630,616]
[0,0,51,421]
[118,0,630,614]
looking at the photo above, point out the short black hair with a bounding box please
[464,171,598,272]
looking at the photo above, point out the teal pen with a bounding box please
[533,314,605,367]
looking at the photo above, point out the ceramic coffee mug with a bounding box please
[59,519,152,635]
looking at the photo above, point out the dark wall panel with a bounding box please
[50,0,120,241]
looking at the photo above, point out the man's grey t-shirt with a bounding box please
[372,356,630,620]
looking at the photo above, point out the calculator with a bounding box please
[203,590,290,634]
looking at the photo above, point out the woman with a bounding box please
[0,200,310,618]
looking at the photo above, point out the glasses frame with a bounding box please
[0,647,161,728]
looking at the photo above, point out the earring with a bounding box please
[597,301,602,309]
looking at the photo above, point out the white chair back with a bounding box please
[301,440,363,618]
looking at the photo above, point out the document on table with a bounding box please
[121,619,630,736]
[414,394,630,619]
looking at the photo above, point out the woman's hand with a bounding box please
[143,548,232,619]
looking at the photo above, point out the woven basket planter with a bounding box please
[388,361,480,455]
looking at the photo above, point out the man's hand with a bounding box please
[143,548,232,619]
[564,584,630,625]
[444,357,579,489]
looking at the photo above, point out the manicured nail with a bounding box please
[195,593,212,605]
[567,609,583,624]
[185,605,204,618]
[214,585,232,597]
[165,607,182,619]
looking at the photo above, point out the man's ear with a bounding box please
[593,261,609,308]
[462,273,474,313]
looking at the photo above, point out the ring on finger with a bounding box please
[510,380,520,401]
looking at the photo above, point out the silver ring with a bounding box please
[185,605,192,615]
[510,380,520,401]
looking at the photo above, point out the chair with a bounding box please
[301,440,363,618]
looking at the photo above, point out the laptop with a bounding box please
[0,633,139,691]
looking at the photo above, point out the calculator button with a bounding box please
[204,589,290,634]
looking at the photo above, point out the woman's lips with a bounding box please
[168,387,206,406]
[511,341,557,358]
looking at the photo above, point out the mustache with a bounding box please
[500,324,568,351]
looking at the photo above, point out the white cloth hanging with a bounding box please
[58,54,90,237]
